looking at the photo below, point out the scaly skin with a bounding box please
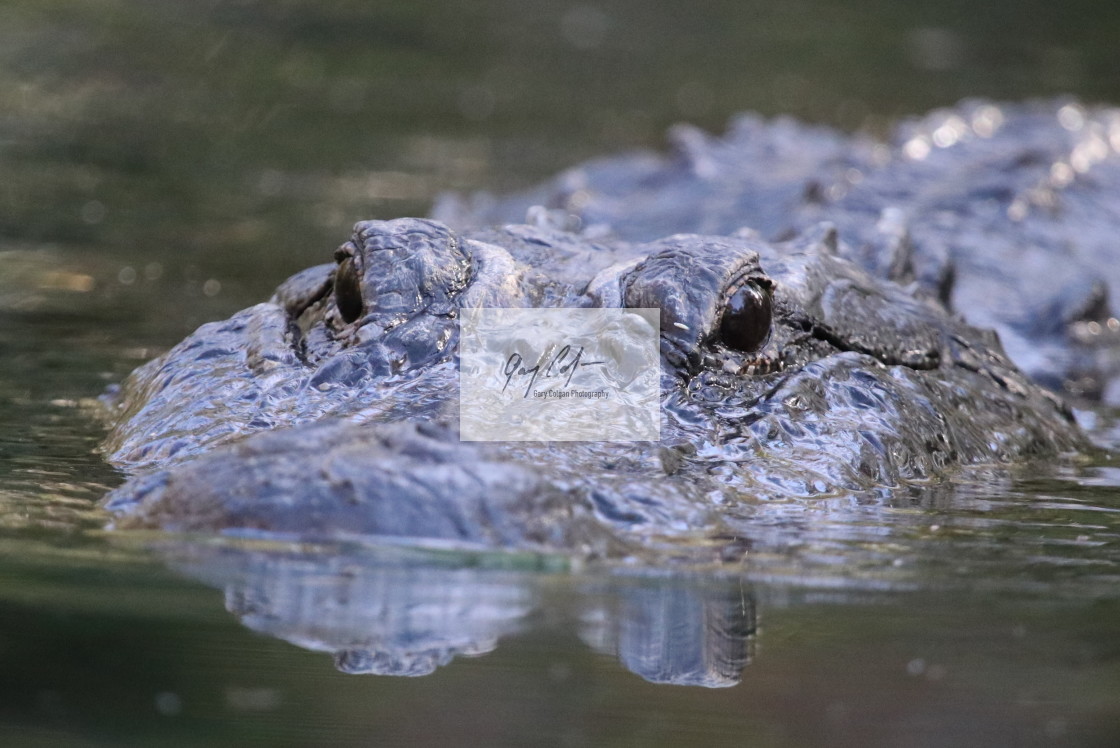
[101,216,1084,554]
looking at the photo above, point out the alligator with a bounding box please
[435,99,1120,400]
[101,210,1085,556]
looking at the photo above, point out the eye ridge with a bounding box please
[718,279,773,353]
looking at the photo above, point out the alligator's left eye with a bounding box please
[718,281,772,353]
[334,255,364,324]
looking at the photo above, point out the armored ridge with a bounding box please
[436,100,1120,400]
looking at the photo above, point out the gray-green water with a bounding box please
[2,2,1120,745]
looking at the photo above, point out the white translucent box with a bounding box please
[459,308,660,441]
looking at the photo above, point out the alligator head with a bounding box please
[100,217,1084,555]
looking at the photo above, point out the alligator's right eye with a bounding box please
[334,255,364,324]
[718,281,772,353]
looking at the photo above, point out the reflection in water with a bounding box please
[171,544,535,677]
[580,577,756,688]
[135,458,1120,689]
[157,542,757,687]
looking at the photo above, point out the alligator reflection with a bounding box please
[579,577,756,688]
[159,543,757,687]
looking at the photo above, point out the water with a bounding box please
[2,1,1120,745]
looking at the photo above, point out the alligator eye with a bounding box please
[719,281,772,353]
[334,255,364,324]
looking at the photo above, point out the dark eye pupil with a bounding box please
[335,256,364,324]
[719,282,772,353]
